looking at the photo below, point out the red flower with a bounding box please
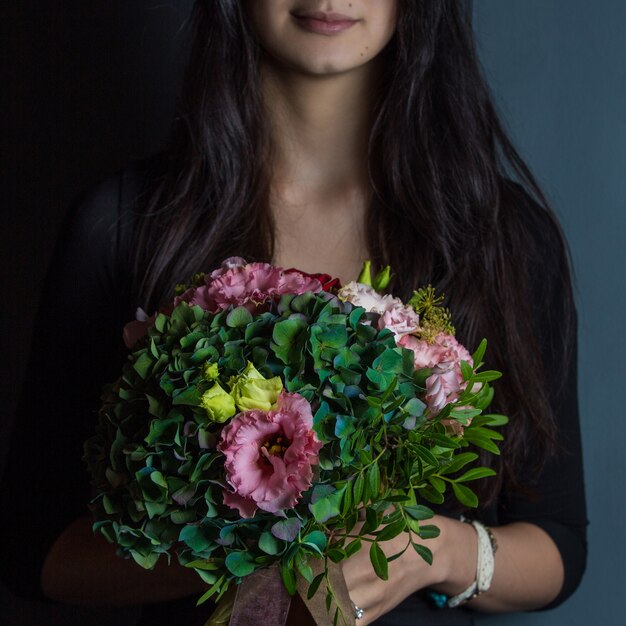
[284,269,341,293]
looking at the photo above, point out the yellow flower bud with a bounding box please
[200,382,236,423]
[203,362,220,381]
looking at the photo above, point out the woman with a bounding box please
[0,1,587,625]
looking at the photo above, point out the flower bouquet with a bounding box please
[83,258,506,625]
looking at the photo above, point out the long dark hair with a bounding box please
[133,0,575,503]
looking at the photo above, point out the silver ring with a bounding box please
[352,602,365,620]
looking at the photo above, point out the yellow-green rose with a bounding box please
[200,381,236,423]
[231,362,283,412]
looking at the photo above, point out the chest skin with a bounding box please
[270,188,370,285]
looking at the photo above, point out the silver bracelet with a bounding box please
[446,518,498,608]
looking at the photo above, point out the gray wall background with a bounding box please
[473,1,626,625]
[2,1,624,624]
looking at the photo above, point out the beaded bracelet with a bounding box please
[427,517,498,609]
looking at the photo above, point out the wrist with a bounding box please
[428,515,478,596]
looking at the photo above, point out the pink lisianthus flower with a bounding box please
[398,332,473,414]
[218,391,323,518]
[175,258,324,313]
[208,262,284,310]
[278,269,326,297]
[338,282,420,339]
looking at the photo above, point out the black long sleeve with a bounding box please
[0,165,141,599]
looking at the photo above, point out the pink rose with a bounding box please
[399,332,473,414]
[378,306,420,339]
[425,364,462,413]
[218,391,323,517]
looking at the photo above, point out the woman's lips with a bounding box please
[292,13,359,35]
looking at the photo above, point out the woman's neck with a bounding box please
[260,52,382,204]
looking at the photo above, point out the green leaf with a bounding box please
[271,318,307,364]
[195,574,226,606]
[133,352,153,379]
[428,475,446,493]
[449,407,482,423]
[225,551,256,577]
[403,504,435,521]
[226,306,253,328]
[427,433,459,449]
[311,324,348,349]
[456,467,497,482]
[327,548,346,563]
[130,551,159,569]
[460,359,474,382]
[280,561,297,595]
[404,398,426,417]
[185,559,222,571]
[418,484,445,504]
[295,552,314,583]
[411,542,433,565]
[271,518,302,542]
[307,572,326,600]
[353,474,365,504]
[154,313,168,333]
[469,426,504,441]
[463,432,501,455]
[179,525,212,552]
[452,482,479,508]
[439,452,479,475]
[334,414,355,438]
[471,370,502,383]
[259,531,281,555]
[373,348,404,374]
[480,413,510,426]
[368,463,381,499]
[344,538,362,558]
[362,507,379,534]
[309,486,346,523]
[417,524,440,540]
[302,531,327,555]
[172,386,201,406]
[412,445,439,467]
[375,519,406,542]
[369,542,389,580]
[195,569,218,585]
[333,347,361,369]
[471,338,487,367]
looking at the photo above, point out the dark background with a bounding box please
[2,1,624,624]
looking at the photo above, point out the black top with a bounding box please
[0,157,588,625]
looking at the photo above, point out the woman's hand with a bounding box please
[342,514,477,624]
[342,514,566,622]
